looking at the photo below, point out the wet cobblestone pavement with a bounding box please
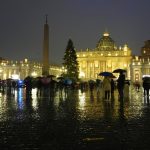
[0,86,150,150]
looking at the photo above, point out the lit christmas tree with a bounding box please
[63,39,79,81]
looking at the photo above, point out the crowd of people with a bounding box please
[0,71,149,101]
[93,70,129,101]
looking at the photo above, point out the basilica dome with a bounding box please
[96,32,116,50]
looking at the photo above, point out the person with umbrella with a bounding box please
[142,77,150,97]
[102,76,111,100]
[24,76,32,96]
[99,71,113,100]
[116,70,125,101]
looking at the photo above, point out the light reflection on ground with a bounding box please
[0,85,150,149]
[0,85,147,122]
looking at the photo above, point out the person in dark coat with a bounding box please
[24,76,32,96]
[143,77,150,96]
[117,71,125,100]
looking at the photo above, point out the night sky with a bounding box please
[0,0,150,65]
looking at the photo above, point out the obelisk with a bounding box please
[42,15,49,76]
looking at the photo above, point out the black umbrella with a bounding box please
[57,76,64,80]
[113,69,126,73]
[47,75,56,78]
[99,71,113,76]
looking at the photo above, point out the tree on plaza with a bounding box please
[62,38,79,81]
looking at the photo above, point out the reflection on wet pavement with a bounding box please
[0,86,150,149]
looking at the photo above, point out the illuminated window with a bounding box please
[94,61,99,67]
[135,56,139,60]
[124,52,127,56]
[107,63,111,67]
[82,61,86,68]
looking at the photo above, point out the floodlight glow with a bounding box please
[12,74,19,80]
[31,72,37,77]
[79,71,85,78]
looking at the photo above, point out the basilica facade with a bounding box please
[77,31,150,83]
[77,32,132,81]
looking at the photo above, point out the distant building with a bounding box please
[0,58,62,80]
[131,40,150,83]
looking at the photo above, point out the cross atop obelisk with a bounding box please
[45,14,48,24]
